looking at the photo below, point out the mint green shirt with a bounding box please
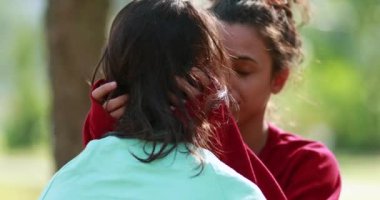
[40,136,265,200]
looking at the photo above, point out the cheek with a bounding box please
[239,76,272,106]
[230,79,257,111]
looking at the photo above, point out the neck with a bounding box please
[238,115,269,154]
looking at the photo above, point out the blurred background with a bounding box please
[0,0,379,199]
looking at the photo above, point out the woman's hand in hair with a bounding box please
[170,67,211,108]
[177,67,211,100]
[92,81,128,119]
[91,68,209,119]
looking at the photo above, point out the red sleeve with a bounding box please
[209,104,287,200]
[245,147,288,200]
[82,80,116,146]
[208,104,257,182]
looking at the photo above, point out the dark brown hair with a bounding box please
[211,0,309,74]
[93,0,229,164]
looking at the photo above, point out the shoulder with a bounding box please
[262,124,341,199]
[284,140,341,199]
[283,135,340,182]
[202,149,266,200]
[266,125,340,174]
[39,136,129,200]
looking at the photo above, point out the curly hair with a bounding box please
[211,0,310,74]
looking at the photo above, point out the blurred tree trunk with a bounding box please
[46,0,110,170]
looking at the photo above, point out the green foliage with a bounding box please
[4,27,48,149]
[1,1,50,150]
[273,0,380,152]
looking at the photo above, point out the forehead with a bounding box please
[221,23,271,64]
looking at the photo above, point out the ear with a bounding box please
[271,67,289,94]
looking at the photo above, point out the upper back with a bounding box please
[40,136,265,200]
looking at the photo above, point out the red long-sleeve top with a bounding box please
[82,81,341,200]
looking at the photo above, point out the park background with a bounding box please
[0,0,379,199]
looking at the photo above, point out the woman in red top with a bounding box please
[84,0,341,199]
[211,1,341,199]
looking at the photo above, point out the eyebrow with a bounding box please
[230,54,258,64]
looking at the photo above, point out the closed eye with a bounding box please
[234,69,250,77]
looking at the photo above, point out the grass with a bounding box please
[0,145,379,200]
[337,153,380,200]
[0,142,54,200]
